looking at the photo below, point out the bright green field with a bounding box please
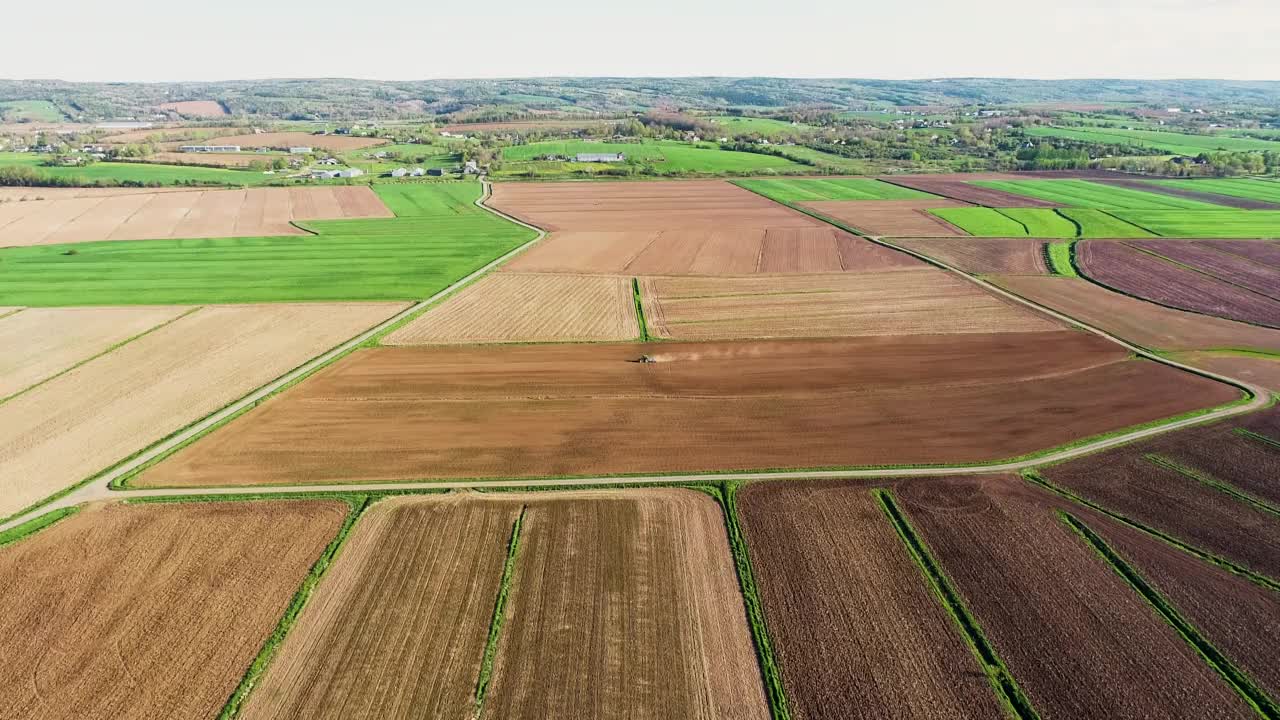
[767,146,868,173]
[734,178,935,202]
[0,152,272,186]
[1148,178,1280,204]
[932,207,1155,238]
[973,179,1225,210]
[0,100,64,122]
[1046,241,1079,276]
[0,183,535,306]
[498,140,802,175]
[1024,126,1280,155]
[709,116,811,138]
[1109,210,1280,239]
[340,143,459,173]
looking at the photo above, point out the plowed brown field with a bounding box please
[484,489,768,719]
[197,131,386,151]
[135,332,1238,486]
[0,499,347,720]
[1171,352,1280,391]
[0,305,187,398]
[491,180,920,274]
[243,490,767,720]
[738,481,1005,720]
[892,238,1050,275]
[803,199,970,236]
[640,270,1056,340]
[0,302,406,519]
[884,177,1060,207]
[991,275,1280,352]
[386,272,638,345]
[898,476,1254,719]
[0,186,392,246]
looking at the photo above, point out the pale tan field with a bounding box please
[386,272,639,345]
[641,270,1058,340]
[0,306,188,399]
[0,500,347,720]
[0,186,391,246]
[0,302,406,519]
[99,125,243,144]
[0,187,194,201]
[198,131,386,152]
[149,151,292,168]
[157,100,229,116]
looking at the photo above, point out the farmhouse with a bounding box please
[575,152,626,163]
[409,168,425,177]
[180,145,241,153]
[390,168,408,178]
[289,147,313,154]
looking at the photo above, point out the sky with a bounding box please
[4,0,1279,82]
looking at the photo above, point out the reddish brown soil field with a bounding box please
[1173,352,1280,392]
[640,270,1057,340]
[1086,509,1280,699]
[738,481,1005,720]
[897,476,1254,719]
[492,179,919,274]
[991,275,1280,351]
[242,494,521,719]
[1141,409,1280,507]
[0,500,347,720]
[483,489,768,719]
[892,238,1050,274]
[157,100,228,117]
[197,131,386,152]
[1040,429,1280,580]
[883,178,1060,207]
[135,332,1238,486]
[803,199,970,236]
[1131,240,1280,301]
[1206,240,1280,268]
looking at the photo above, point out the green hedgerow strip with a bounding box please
[876,490,1040,720]
[1062,512,1280,719]
[632,277,651,342]
[0,506,80,548]
[473,505,527,717]
[721,481,792,720]
[218,495,373,719]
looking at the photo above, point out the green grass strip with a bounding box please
[1236,428,1280,451]
[218,495,372,719]
[473,505,527,716]
[632,277,650,342]
[1144,454,1280,518]
[1046,241,1079,277]
[0,505,80,548]
[1023,471,1280,593]
[721,481,792,720]
[875,489,1041,720]
[1062,512,1280,719]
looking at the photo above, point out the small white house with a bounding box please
[409,167,425,177]
[338,168,364,178]
[180,145,241,153]
[390,167,409,178]
[463,160,480,174]
[289,147,313,154]
[574,153,625,163]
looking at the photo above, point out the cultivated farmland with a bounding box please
[897,476,1256,719]
[0,302,405,519]
[133,331,1238,486]
[738,481,1006,720]
[1129,239,1280,300]
[1151,178,1280,205]
[972,179,1226,209]
[196,131,387,152]
[1076,240,1280,328]
[244,490,768,720]
[1204,239,1280,268]
[1111,210,1280,238]
[1171,352,1280,392]
[385,272,639,344]
[0,305,187,398]
[991,275,1280,351]
[803,199,970,236]
[883,175,1060,207]
[930,207,1155,238]
[890,238,1050,274]
[157,99,228,116]
[734,177,936,202]
[0,499,347,720]
[639,270,1056,340]
[0,186,392,246]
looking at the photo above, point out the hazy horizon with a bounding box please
[4,0,1278,83]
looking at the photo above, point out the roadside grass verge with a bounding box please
[876,490,1040,720]
[473,506,527,717]
[1063,512,1280,719]
[0,506,80,548]
[219,494,373,719]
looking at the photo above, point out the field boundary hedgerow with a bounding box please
[993,208,1033,236]
[719,482,792,720]
[875,490,1041,720]
[1023,471,1280,593]
[219,494,374,719]
[0,306,203,407]
[631,278,650,341]
[472,506,527,719]
[1062,512,1280,719]
[0,506,80,548]
[1144,454,1280,518]
[1052,208,1085,237]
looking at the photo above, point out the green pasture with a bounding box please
[931,207,1154,238]
[497,140,803,176]
[1046,241,1079,276]
[973,179,1225,210]
[1148,178,1280,204]
[734,177,934,202]
[1057,209,1156,238]
[0,152,272,186]
[0,182,535,306]
[767,145,869,173]
[1023,126,1280,155]
[1110,210,1280,238]
[0,100,64,122]
[708,116,811,138]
